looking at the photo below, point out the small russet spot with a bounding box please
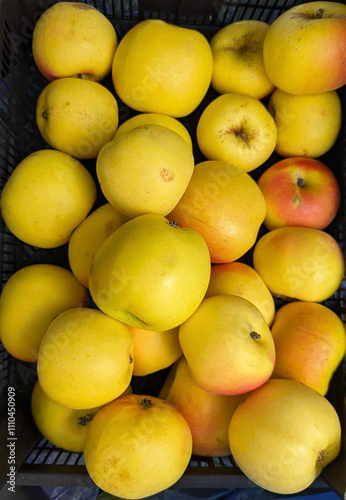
[160,168,174,182]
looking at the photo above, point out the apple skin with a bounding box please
[179,295,275,396]
[253,227,344,302]
[33,3,117,82]
[268,89,341,158]
[271,302,346,396]
[229,379,341,494]
[263,1,346,95]
[197,93,277,173]
[258,158,340,230]
[211,20,275,99]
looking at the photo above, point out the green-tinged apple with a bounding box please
[89,214,211,332]
[229,379,341,494]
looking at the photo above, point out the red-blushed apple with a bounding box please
[258,158,340,230]
[263,1,346,95]
[179,295,275,396]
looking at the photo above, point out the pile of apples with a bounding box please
[0,1,345,498]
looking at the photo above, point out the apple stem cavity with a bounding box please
[140,398,152,409]
[169,221,179,228]
[77,413,95,426]
[250,331,261,340]
[297,177,305,188]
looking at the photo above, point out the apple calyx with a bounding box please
[169,221,179,228]
[77,413,95,426]
[250,331,261,340]
[239,46,247,54]
[315,8,325,19]
[129,354,133,365]
[317,450,326,462]
[296,177,305,188]
[42,110,48,120]
[140,398,152,409]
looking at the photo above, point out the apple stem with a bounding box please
[77,413,95,426]
[297,177,305,188]
[169,221,179,228]
[140,398,152,409]
[250,331,261,340]
[315,8,324,19]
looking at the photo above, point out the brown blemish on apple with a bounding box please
[292,194,302,208]
[140,397,152,409]
[161,168,174,182]
[220,124,251,146]
[72,3,95,10]
[250,331,261,340]
[291,8,325,20]
[77,413,95,426]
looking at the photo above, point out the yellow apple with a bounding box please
[84,395,192,498]
[263,1,346,95]
[112,20,213,117]
[268,89,341,158]
[179,295,275,395]
[253,227,344,302]
[89,214,211,332]
[0,264,86,362]
[31,381,132,452]
[1,150,96,248]
[33,2,117,82]
[206,262,275,325]
[160,358,244,457]
[129,326,182,376]
[37,308,134,409]
[97,125,194,217]
[68,204,129,287]
[169,161,266,263]
[197,93,276,172]
[113,113,192,150]
[211,20,275,99]
[36,78,118,159]
[229,379,341,494]
[271,302,345,395]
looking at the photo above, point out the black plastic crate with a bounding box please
[0,0,345,497]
